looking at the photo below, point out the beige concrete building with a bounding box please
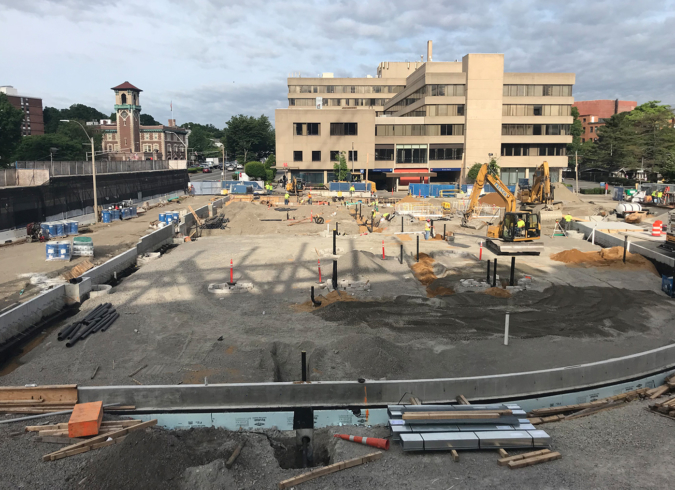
[275,44,575,188]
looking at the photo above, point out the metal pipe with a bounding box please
[310,286,322,306]
[301,351,307,382]
[400,244,403,264]
[333,229,336,255]
[0,403,121,425]
[332,260,338,290]
[493,258,497,287]
[444,224,446,240]
[510,257,515,287]
[487,260,491,283]
[401,216,404,233]
[623,235,628,263]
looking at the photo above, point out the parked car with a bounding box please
[203,167,212,173]
[236,164,243,169]
[226,165,235,171]
[213,164,222,170]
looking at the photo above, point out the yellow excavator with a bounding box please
[518,161,553,206]
[286,177,305,194]
[462,163,543,255]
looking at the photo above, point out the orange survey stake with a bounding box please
[68,401,103,438]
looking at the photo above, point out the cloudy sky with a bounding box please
[2,0,674,127]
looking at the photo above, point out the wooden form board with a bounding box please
[278,452,382,489]
[402,410,511,421]
[0,385,77,404]
[508,452,562,469]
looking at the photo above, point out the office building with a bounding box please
[573,99,637,143]
[0,85,45,136]
[100,82,188,161]
[275,43,575,188]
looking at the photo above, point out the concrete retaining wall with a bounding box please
[81,249,137,285]
[137,225,174,255]
[178,205,210,235]
[79,344,675,410]
[0,285,66,345]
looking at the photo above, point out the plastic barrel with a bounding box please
[68,221,79,235]
[46,242,57,260]
[121,208,130,220]
[131,206,138,217]
[102,211,112,223]
[159,212,166,223]
[58,241,70,259]
[55,222,65,237]
[48,223,58,236]
[40,223,50,239]
[172,211,180,222]
[112,209,121,220]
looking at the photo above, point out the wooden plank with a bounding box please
[225,441,245,469]
[402,411,510,421]
[451,450,459,462]
[565,400,625,420]
[0,399,45,405]
[278,452,382,489]
[498,449,509,458]
[188,206,203,226]
[35,436,87,444]
[456,395,471,405]
[409,397,421,405]
[0,385,78,403]
[498,449,551,466]
[27,420,141,432]
[530,400,610,417]
[62,260,94,281]
[508,452,562,469]
[43,419,157,461]
[648,385,670,400]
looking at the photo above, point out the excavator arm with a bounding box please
[526,161,553,205]
[462,163,516,225]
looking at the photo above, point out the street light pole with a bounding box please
[61,119,98,223]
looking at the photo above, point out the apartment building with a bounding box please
[572,99,637,143]
[275,44,575,188]
[0,85,45,136]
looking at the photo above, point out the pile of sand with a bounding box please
[478,193,507,207]
[292,290,360,312]
[552,182,584,203]
[426,285,455,298]
[550,247,659,274]
[482,287,511,298]
[411,253,437,285]
[398,195,419,204]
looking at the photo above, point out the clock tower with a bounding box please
[111,81,142,156]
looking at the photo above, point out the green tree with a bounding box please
[44,104,108,134]
[140,114,160,125]
[627,101,675,175]
[181,122,224,140]
[186,124,218,155]
[244,161,266,180]
[43,107,62,133]
[0,93,24,166]
[332,151,350,181]
[222,115,274,163]
[12,134,82,161]
[566,107,584,168]
[466,158,500,182]
[263,154,276,181]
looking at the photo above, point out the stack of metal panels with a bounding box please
[389,403,551,452]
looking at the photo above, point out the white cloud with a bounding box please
[1,0,674,127]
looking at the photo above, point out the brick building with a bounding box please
[100,82,188,161]
[0,86,45,136]
[572,99,636,143]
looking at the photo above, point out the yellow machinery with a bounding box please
[286,178,305,194]
[518,161,553,206]
[462,163,543,254]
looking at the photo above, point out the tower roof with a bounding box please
[111,81,142,92]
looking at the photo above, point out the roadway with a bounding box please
[189,169,239,182]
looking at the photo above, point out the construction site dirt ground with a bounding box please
[2,198,675,386]
[1,399,674,489]
[0,195,215,311]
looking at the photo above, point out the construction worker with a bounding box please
[284,192,290,205]
[425,220,431,240]
[383,212,390,221]
[651,190,657,203]
[308,192,312,205]
[374,199,379,212]
[563,214,573,230]
[349,184,355,197]
[517,217,526,236]
[657,189,663,204]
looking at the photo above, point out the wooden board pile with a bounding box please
[28,419,143,444]
[497,449,562,470]
[0,385,133,415]
[41,419,157,461]
[528,373,675,425]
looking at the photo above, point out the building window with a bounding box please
[124,138,127,145]
[294,151,303,162]
[396,145,427,164]
[153,133,158,140]
[307,123,319,135]
[501,143,567,157]
[330,123,357,136]
[590,126,593,133]
[501,124,571,136]
[348,151,357,162]
[374,146,394,161]
[108,145,113,151]
[107,133,112,141]
[330,150,340,161]
[503,85,573,97]
[429,146,463,160]
[153,144,159,151]
[312,151,321,162]
[114,144,120,151]
[582,138,585,143]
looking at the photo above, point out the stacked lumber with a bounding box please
[27,420,143,443]
[42,419,157,461]
[402,410,513,421]
[0,385,77,415]
[498,449,562,469]
[649,394,675,420]
[528,378,675,425]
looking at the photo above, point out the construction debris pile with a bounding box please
[57,303,118,348]
[388,403,552,454]
[200,215,229,230]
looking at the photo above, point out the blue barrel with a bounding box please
[54,222,65,237]
[40,223,50,239]
[131,206,138,217]
[46,242,57,260]
[165,212,174,224]
[121,208,130,219]
[58,241,70,259]
[47,222,58,237]
[68,221,78,235]
[159,212,166,223]
[112,209,121,220]
[102,211,112,223]
[172,211,180,222]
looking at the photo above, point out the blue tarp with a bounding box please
[461,184,516,194]
[222,180,263,189]
[328,182,372,192]
[408,184,458,198]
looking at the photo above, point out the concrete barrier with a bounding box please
[0,285,66,345]
[79,344,675,410]
[178,205,209,235]
[137,225,174,255]
[81,249,137,285]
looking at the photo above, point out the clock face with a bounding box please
[120,110,129,120]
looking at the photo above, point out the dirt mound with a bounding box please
[398,195,419,204]
[427,285,455,298]
[550,247,658,274]
[478,193,507,207]
[553,182,584,203]
[292,289,360,312]
[411,253,437,285]
[397,234,412,241]
[483,287,511,298]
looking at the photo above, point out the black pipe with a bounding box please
[417,235,419,262]
[66,321,98,347]
[623,235,628,263]
[333,229,336,255]
[510,257,516,286]
[487,260,491,283]
[332,260,338,289]
[58,321,81,341]
[287,211,289,220]
[310,286,321,306]
[91,311,116,334]
[336,222,339,235]
[400,244,403,264]
[493,258,497,287]
[444,224,446,240]
[431,219,434,238]
[99,312,120,332]
[401,216,404,233]
[67,321,86,340]
[301,351,307,382]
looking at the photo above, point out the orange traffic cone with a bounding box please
[333,434,390,450]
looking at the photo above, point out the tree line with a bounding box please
[0,93,275,168]
[569,101,675,181]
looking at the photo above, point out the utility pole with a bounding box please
[61,120,98,223]
[575,151,579,194]
[221,145,225,180]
